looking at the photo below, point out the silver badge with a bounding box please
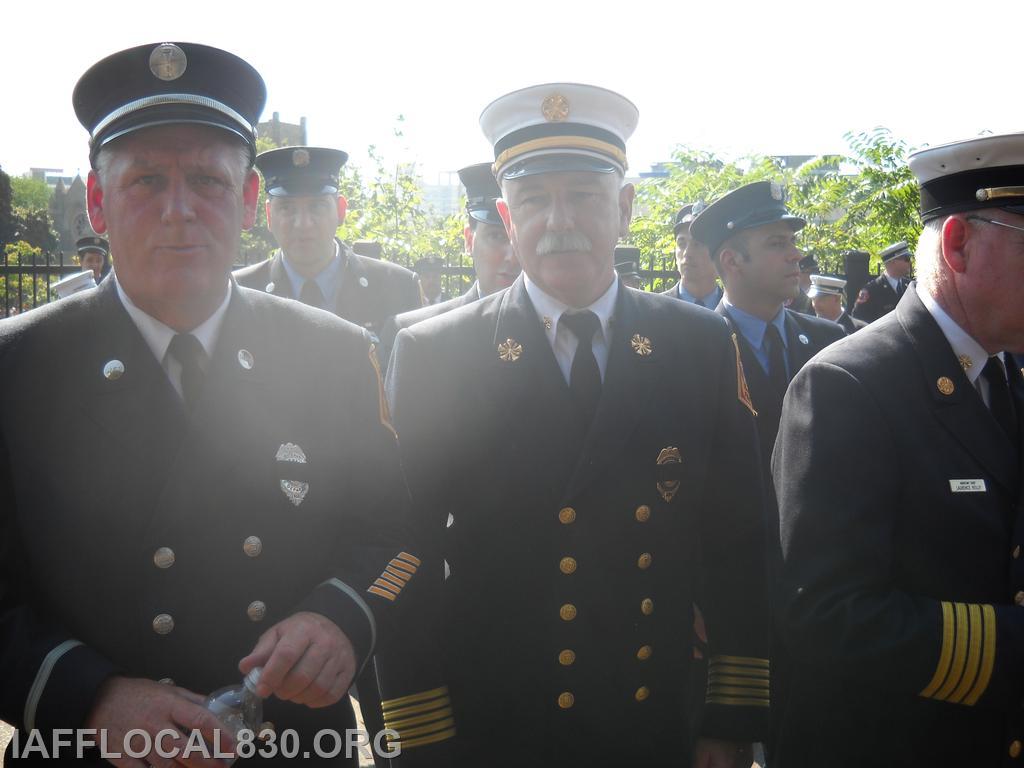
[770,181,784,201]
[237,349,254,370]
[103,359,125,380]
[149,43,187,81]
[276,443,307,464]
[359,276,369,288]
[280,479,309,506]
[798,334,809,345]
[292,149,310,167]
[265,281,275,293]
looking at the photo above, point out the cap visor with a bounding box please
[469,209,505,226]
[501,154,618,180]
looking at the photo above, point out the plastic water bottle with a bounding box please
[204,667,264,762]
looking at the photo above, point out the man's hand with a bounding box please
[239,610,356,708]
[694,738,754,768]
[85,676,232,768]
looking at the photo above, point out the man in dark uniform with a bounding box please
[387,82,769,768]
[613,245,643,289]
[663,202,723,308]
[807,273,867,335]
[773,132,1024,768]
[690,181,845,490]
[383,162,518,343]
[786,254,817,316]
[75,235,109,284]
[0,43,425,766]
[233,146,421,342]
[851,240,913,323]
[413,256,444,306]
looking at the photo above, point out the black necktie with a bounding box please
[896,280,906,299]
[765,323,789,397]
[561,311,602,424]
[983,356,1018,448]
[300,279,324,309]
[167,333,207,410]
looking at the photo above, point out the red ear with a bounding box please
[463,226,474,253]
[86,171,107,234]
[496,199,512,238]
[337,195,348,224]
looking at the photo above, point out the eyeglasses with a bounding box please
[967,215,1024,235]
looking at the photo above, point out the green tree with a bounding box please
[1,241,53,315]
[0,166,14,247]
[10,176,51,210]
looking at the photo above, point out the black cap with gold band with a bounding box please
[73,42,266,166]
[909,132,1024,221]
[479,83,638,181]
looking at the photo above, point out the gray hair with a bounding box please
[914,218,946,295]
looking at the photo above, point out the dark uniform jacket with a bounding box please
[851,272,910,324]
[384,276,771,767]
[836,310,868,336]
[233,239,422,342]
[773,286,1024,768]
[379,283,483,368]
[0,279,420,766]
[660,281,723,309]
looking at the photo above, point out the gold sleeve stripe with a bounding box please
[384,706,454,731]
[705,694,770,708]
[394,727,457,750]
[385,565,412,582]
[368,343,398,440]
[708,665,769,679]
[921,601,997,706]
[397,551,422,567]
[965,604,997,705]
[382,686,449,709]
[390,559,417,575]
[387,717,456,740]
[712,659,770,671]
[373,577,402,594]
[731,334,757,417]
[384,696,452,721]
[708,679,770,692]
[920,601,955,698]
[377,573,406,591]
[707,684,769,697]
[948,603,984,704]
[368,586,396,601]
[935,602,970,700]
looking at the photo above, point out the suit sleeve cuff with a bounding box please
[296,578,377,671]
[700,654,769,741]
[30,641,119,732]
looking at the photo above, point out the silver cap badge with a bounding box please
[149,43,187,81]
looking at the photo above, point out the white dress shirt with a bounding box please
[523,273,618,385]
[115,278,232,399]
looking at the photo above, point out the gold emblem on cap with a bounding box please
[936,376,955,396]
[958,355,973,371]
[498,338,523,362]
[541,93,570,122]
[631,334,653,357]
[292,149,310,167]
[149,43,188,81]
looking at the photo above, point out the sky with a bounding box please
[3,0,1021,184]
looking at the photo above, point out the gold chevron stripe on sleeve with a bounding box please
[920,601,997,706]
[705,694,770,707]
[368,586,397,601]
[382,686,450,711]
[705,655,770,707]
[373,577,402,593]
[965,604,997,705]
[390,559,417,575]
[397,551,422,567]
[385,565,412,582]
[393,727,457,749]
[708,654,770,669]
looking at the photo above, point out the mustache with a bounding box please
[536,231,593,256]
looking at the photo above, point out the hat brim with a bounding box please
[469,209,505,227]
[500,154,618,180]
[266,184,340,197]
[93,104,255,163]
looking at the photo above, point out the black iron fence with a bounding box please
[1,249,681,317]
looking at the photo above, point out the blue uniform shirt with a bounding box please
[724,300,789,378]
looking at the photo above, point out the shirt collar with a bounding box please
[918,288,991,385]
[115,277,232,364]
[281,240,342,300]
[678,283,718,306]
[885,274,901,292]
[723,297,787,351]
[523,272,618,345]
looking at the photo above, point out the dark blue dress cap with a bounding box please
[799,253,819,273]
[75,236,109,255]
[457,163,503,227]
[73,42,266,165]
[879,241,912,262]
[613,245,641,277]
[909,132,1024,221]
[672,201,706,235]
[255,147,349,197]
[689,180,806,256]
[413,256,443,274]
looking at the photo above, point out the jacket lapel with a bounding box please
[784,309,816,373]
[899,288,1018,494]
[334,241,366,320]
[564,285,657,501]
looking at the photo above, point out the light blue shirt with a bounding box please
[281,240,344,303]
[724,299,789,377]
[677,282,722,310]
